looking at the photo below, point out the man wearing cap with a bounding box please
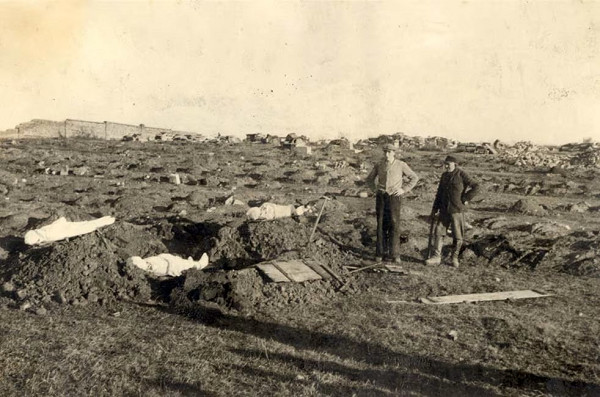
[425,155,480,267]
[366,144,419,264]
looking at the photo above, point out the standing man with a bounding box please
[366,144,419,264]
[426,155,480,268]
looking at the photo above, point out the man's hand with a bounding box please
[392,188,405,196]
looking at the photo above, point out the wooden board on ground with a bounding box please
[272,260,322,282]
[414,289,552,305]
[320,262,344,282]
[304,261,332,279]
[384,264,405,273]
[255,264,290,283]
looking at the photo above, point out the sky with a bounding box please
[0,0,599,145]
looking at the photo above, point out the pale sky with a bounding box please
[1,1,599,144]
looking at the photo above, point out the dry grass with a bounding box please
[1,263,599,397]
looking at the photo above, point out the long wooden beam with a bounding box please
[387,290,552,304]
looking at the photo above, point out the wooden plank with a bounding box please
[319,263,344,283]
[304,261,332,279]
[348,263,383,274]
[418,290,552,305]
[272,260,322,282]
[256,264,290,283]
[384,264,405,273]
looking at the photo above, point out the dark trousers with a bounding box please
[375,191,402,258]
[432,212,465,255]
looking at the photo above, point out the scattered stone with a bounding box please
[54,291,68,304]
[34,307,48,316]
[86,293,99,304]
[19,301,31,311]
[448,330,458,341]
[169,173,181,184]
[15,289,27,300]
[1,282,15,294]
[530,222,571,237]
[186,191,209,208]
[224,196,245,206]
[566,202,590,213]
[510,199,548,216]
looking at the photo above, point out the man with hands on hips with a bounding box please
[426,155,480,268]
[366,144,419,264]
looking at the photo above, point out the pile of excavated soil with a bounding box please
[208,217,352,270]
[170,266,351,316]
[170,268,265,313]
[0,222,172,310]
[170,217,357,313]
[540,230,600,277]
[1,212,358,314]
[466,228,600,275]
[509,198,549,216]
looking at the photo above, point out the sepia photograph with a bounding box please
[0,1,599,396]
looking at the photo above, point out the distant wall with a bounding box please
[2,119,195,141]
[105,121,141,140]
[66,119,104,139]
[14,119,65,138]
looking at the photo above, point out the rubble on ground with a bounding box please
[509,199,549,216]
[494,141,600,169]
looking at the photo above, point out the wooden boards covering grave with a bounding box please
[256,260,329,283]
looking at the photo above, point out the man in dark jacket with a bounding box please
[425,155,479,267]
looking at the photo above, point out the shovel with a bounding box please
[307,196,331,245]
[427,210,437,259]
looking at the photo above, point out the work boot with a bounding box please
[451,256,460,268]
[425,235,443,265]
[450,241,462,268]
[425,255,441,266]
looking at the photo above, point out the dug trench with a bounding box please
[0,213,361,313]
[2,204,600,315]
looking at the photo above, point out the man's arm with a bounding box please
[400,162,419,194]
[461,170,480,203]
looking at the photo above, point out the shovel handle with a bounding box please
[308,198,329,243]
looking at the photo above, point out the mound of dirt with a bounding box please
[170,268,264,313]
[530,222,571,237]
[169,217,354,313]
[208,217,350,269]
[170,265,347,316]
[538,231,600,277]
[102,221,169,260]
[0,227,159,308]
[509,199,549,216]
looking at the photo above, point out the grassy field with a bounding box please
[1,262,599,396]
